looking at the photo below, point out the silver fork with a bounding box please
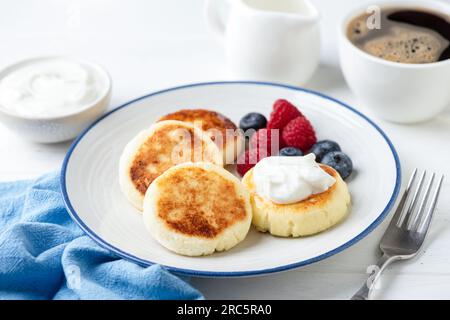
[351,169,444,300]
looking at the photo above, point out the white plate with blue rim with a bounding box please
[61,81,401,277]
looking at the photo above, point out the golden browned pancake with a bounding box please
[119,120,222,210]
[155,166,247,238]
[143,162,252,256]
[158,109,244,164]
[242,165,351,237]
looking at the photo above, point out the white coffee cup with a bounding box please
[204,0,321,85]
[339,0,450,123]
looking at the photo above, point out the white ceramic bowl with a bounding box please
[0,56,112,143]
[339,0,450,123]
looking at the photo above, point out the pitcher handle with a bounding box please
[203,0,228,44]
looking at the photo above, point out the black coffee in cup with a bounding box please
[347,8,450,63]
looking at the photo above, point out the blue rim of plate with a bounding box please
[61,81,401,278]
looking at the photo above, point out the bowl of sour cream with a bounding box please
[0,56,111,143]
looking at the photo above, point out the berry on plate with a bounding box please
[267,99,302,130]
[236,149,267,176]
[309,140,341,162]
[279,147,303,157]
[239,112,267,131]
[239,112,267,132]
[249,128,282,155]
[321,151,353,180]
[281,116,317,152]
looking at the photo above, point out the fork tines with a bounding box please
[394,169,444,233]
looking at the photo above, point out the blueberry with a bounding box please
[321,151,353,180]
[279,147,303,157]
[309,140,341,162]
[239,112,267,132]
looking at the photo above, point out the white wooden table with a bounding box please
[1,0,449,299]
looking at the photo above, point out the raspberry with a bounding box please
[249,128,282,155]
[236,148,267,176]
[281,116,317,152]
[267,99,303,130]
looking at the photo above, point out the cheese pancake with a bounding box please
[143,162,252,256]
[119,120,222,210]
[158,109,244,164]
[242,165,351,237]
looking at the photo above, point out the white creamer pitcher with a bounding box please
[204,0,321,85]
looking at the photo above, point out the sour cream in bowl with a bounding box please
[0,56,111,143]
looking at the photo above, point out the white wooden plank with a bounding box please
[0,0,449,299]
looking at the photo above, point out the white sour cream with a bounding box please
[0,58,105,117]
[253,154,336,204]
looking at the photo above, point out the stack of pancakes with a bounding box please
[119,109,351,257]
[119,109,251,256]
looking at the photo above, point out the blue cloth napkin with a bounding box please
[0,172,203,300]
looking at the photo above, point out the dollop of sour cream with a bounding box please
[253,154,336,204]
[0,58,104,117]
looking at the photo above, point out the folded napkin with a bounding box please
[0,172,203,300]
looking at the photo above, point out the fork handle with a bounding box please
[351,254,396,300]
